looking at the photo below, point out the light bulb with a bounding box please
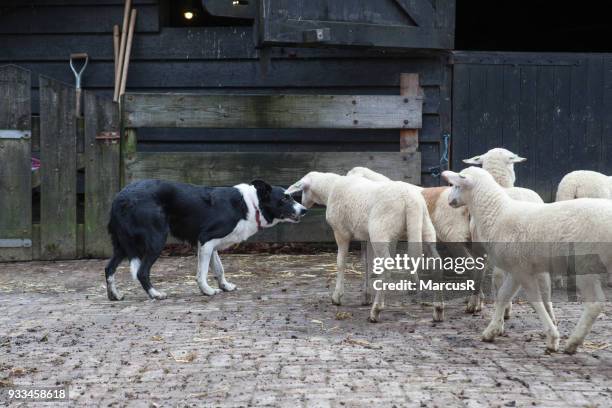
[184,11,194,20]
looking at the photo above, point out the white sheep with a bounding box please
[556,170,612,201]
[443,166,611,354]
[463,148,549,319]
[347,167,478,310]
[286,172,444,322]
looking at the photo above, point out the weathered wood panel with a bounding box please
[84,92,120,258]
[19,59,444,90]
[125,152,421,186]
[39,76,77,260]
[123,93,422,129]
[0,4,159,33]
[0,65,32,261]
[452,52,612,202]
[248,208,333,242]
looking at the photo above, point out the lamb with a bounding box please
[286,172,444,322]
[556,170,612,201]
[463,148,548,319]
[346,167,478,310]
[443,166,612,354]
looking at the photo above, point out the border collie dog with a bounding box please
[105,179,306,300]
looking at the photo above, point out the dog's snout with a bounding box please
[299,207,307,216]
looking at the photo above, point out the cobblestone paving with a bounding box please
[0,254,611,407]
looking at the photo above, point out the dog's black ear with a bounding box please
[251,179,272,199]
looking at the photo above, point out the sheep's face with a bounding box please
[463,148,525,186]
[442,170,474,208]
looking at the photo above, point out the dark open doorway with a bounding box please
[456,0,612,52]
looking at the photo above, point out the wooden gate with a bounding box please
[451,51,612,202]
[0,65,120,261]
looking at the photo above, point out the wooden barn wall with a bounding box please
[452,51,612,202]
[0,1,450,187]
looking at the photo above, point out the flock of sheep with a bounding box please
[286,148,612,355]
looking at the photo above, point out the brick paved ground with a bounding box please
[0,253,611,407]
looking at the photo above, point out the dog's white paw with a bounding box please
[201,286,222,296]
[220,281,237,292]
[148,288,167,300]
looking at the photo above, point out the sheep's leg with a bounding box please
[521,280,560,352]
[369,242,391,323]
[537,272,556,326]
[425,242,445,322]
[564,274,605,354]
[332,232,351,306]
[482,273,520,342]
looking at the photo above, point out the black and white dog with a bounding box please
[105,179,306,300]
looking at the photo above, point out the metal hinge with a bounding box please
[0,239,32,248]
[95,131,120,141]
[0,130,31,139]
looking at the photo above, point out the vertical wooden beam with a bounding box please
[84,92,120,258]
[39,75,77,260]
[121,126,138,187]
[0,65,32,261]
[400,73,422,153]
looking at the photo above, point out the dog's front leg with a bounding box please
[212,251,237,292]
[197,242,222,296]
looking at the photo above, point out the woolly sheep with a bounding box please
[286,172,444,323]
[556,170,612,201]
[346,167,479,310]
[463,148,549,319]
[443,166,612,354]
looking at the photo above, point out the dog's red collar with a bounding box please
[255,209,262,230]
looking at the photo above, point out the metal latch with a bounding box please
[0,130,31,139]
[0,239,32,248]
[95,131,120,141]
[302,28,331,43]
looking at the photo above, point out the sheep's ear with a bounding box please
[286,177,309,195]
[510,155,527,163]
[442,171,473,188]
[463,155,483,165]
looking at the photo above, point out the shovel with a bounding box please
[69,53,89,117]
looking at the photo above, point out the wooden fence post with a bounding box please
[0,65,32,261]
[84,92,120,258]
[39,75,77,260]
[400,73,421,152]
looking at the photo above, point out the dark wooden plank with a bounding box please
[551,66,571,189]
[19,59,443,90]
[500,64,522,174]
[568,59,588,175]
[483,64,503,151]
[0,5,159,33]
[450,63,470,170]
[123,93,423,129]
[0,28,256,61]
[125,151,421,186]
[467,64,486,158]
[534,66,555,202]
[84,92,120,258]
[0,65,32,261]
[584,56,605,173]
[39,75,77,260]
[452,51,586,66]
[518,66,538,193]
